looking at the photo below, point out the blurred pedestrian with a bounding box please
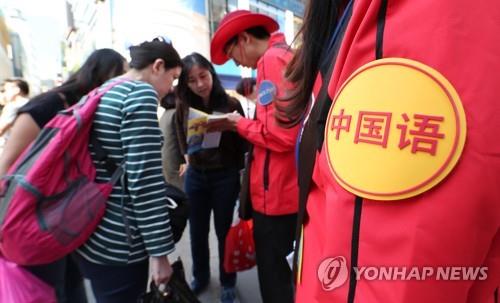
[159,90,185,190]
[235,77,256,118]
[0,78,30,150]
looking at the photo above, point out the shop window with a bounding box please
[208,0,238,37]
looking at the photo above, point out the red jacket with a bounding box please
[296,1,499,302]
[236,33,300,215]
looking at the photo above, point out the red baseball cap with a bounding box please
[210,10,279,65]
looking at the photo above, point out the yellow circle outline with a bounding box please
[325,58,466,200]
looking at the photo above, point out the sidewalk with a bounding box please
[85,222,262,303]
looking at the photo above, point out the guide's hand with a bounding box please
[206,111,242,132]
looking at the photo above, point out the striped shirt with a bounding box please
[76,79,175,265]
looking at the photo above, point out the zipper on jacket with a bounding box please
[495,287,498,303]
[347,1,388,302]
[263,149,270,191]
[262,149,270,213]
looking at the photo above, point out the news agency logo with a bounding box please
[317,256,349,291]
[317,256,489,292]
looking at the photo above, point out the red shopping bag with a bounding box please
[0,256,56,303]
[223,219,256,273]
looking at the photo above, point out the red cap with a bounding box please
[210,10,279,65]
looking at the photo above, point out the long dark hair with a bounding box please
[277,0,345,126]
[177,52,230,111]
[51,48,126,104]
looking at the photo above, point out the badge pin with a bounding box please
[258,80,277,106]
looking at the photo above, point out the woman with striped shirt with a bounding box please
[74,38,182,302]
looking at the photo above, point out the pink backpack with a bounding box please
[0,80,125,265]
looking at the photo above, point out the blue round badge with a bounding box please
[258,80,277,106]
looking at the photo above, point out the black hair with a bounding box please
[235,77,256,97]
[176,52,230,111]
[246,26,271,39]
[224,26,271,50]
[4,78,29,96]
[48,48,126,105]
[277,1,345,126]
[129,39,182,70]
[160,91,177,110]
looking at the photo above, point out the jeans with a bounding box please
[185,166,240,288]
[25,255,87,303]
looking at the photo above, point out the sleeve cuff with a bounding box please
[147,244,175,257]
[236,117,252,137]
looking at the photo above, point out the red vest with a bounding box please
[296,1,500,302]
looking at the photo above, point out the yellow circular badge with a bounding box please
[325,58,466,200]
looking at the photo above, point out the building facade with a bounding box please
[0,8,13,80]
[65,0,304,88]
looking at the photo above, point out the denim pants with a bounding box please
[184,166,240,288]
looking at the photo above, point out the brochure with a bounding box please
[186,108,225,154]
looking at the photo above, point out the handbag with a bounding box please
[223,219,256,273]
[137,259,200,303]
[164,183,190,243]
[0,256,57,303]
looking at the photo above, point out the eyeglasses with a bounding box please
[224,36,239,57]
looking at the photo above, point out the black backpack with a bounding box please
[164,183,189,243]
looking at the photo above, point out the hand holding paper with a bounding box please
[206,111,242,132]
[187,108,231,154]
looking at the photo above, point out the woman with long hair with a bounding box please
[175,52,245,303]
[0,48,127,303]
[0,48,127,176]
[284,1,499,302]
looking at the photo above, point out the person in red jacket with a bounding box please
[208,10,300,303]
[281,0,500,302]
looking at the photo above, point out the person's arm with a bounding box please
[121,83,174,284]
[206,98,299,153]
[0,113,40,176]
[234,105,300,153]
[208,53,300,152]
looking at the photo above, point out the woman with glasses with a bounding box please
[71,38,182,302]
[175,52,246,303]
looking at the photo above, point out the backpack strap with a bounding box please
[90,133,118,175]
[89,78,133,245]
